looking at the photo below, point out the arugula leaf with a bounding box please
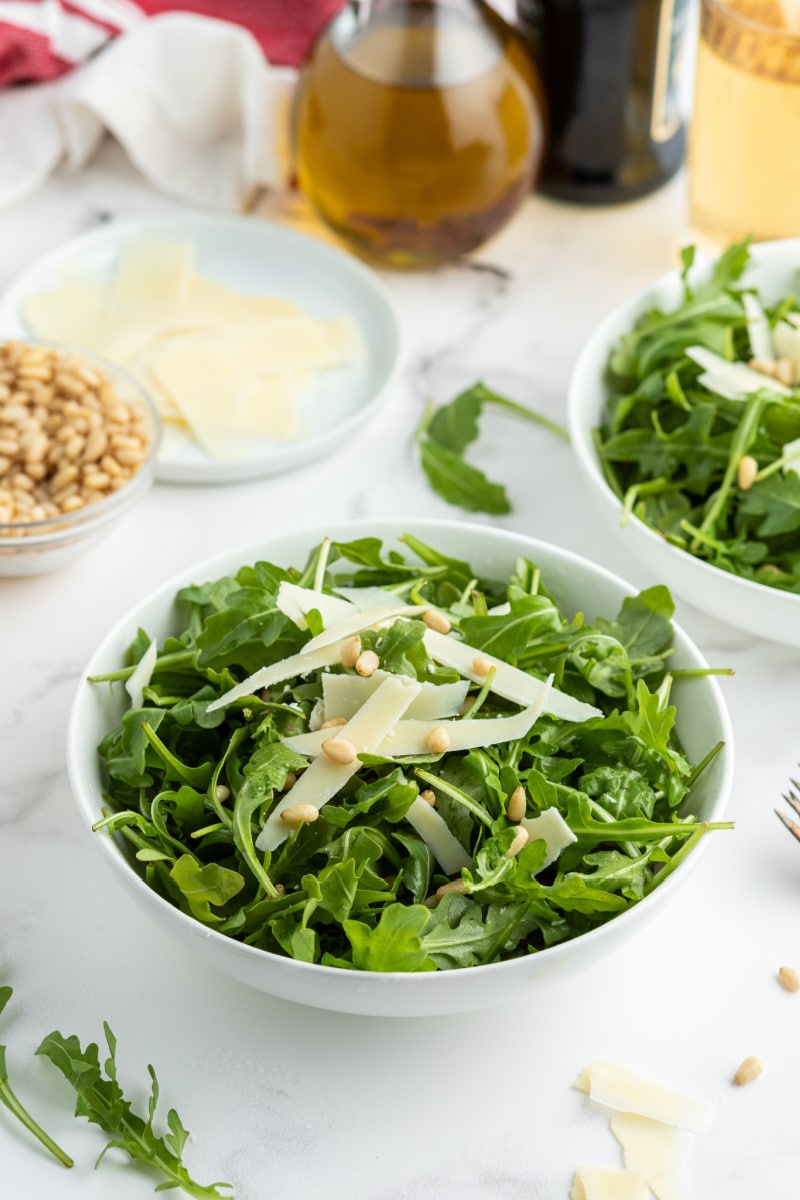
[0,988,73,1168]
[169,856,244,923]
[416,382,568,515]
[37,1023,232,1198]
[344,903,436,972]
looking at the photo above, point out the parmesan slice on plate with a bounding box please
[520,808,577,870]
[422,628,601,723]
[571,1167,649,1200]
[404,796,471,874]
[108,239,194,314]
[217,316,361,377]
[125,639,157,710]
[256,675,421,852]
[582,1061,715,1134]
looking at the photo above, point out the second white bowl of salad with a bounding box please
[67,519,733,1016]
[569,238,800,645]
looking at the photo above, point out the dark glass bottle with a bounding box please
[521,0,690,203]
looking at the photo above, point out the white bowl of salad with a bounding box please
[67,519,733,1016]
[569,238,800,645]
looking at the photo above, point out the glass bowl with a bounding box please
[0,341,160,577]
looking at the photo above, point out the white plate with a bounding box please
[0,214,401,485]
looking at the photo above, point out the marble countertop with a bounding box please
[3,144,800,1200]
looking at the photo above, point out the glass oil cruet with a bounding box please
[293,0,545,267]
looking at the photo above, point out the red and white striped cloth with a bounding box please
[0,0,344,87]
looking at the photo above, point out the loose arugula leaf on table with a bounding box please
[416,381,569,515]
[596,238,800,592]
[37,1023,233,1198]
[93,534,732,974]
[0,987,73,1168]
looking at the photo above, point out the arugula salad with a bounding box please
[92,534,730,974]
[595,241,800,592]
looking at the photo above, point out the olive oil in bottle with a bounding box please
[293,0,545,267]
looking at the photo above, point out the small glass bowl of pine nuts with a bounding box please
[0,339,160,576]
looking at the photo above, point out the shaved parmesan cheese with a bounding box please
[379,692,548,757]
[109,239,193,313]
[404,795,471,874]
[301,605,426,654]
[520,807,577,870]
[334,586,404,610]
[609,1113,692,1180]
[742,293,774,362]
[322,671,469,722]
[256,675,421,851]
[584,1061,715,1133]
[686,345,790,397]
[772,314,800,376]
[283,690,548,759]
[206,641,348,712]
[217,316,361,377]
[696,371,749,402]
[570,1167,649,1200]
[423,628,601,723]
[125,639,157,710]
[276,582,355,631]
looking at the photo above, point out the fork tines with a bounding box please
[776,773,800,843]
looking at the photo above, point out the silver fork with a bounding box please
[776,770,800,843]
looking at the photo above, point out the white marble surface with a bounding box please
[3,143,800,1199]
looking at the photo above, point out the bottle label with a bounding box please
[651,0,690,143]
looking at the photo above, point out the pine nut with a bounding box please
[420,788,436,806]
[83,428,108,462]
[778,965,800,992]
[507,785,527,823]
[505,826,529,858]
[60,494,85,512]
[422,609,451,634]
[426,726,450,754]
[0,437,19,456]
[280,803,319,828]
[472,656,492,677]
[340,636,362,668]
[283,772,297,792]
[424,879,468,908]
[737,455,758,490]
[775,357,795,386]
[321,717,348,730]
[733,1056,763,1086]
[322,738,357,765]
[64,435,85,460]
[274,883,286,896]
[355,650,380,677]
[101,453,124,477]
[214,785,230,803]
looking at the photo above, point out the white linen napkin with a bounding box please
[0,12,297,210]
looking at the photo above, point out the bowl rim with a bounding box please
[0,338,161,544]
[567,237,800,609]
[67,517,735,988]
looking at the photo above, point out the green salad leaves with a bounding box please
[595,241,800,591]
[0,985,229,1196]
[417,382,569,514]
[91,535,731,973]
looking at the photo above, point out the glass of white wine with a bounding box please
[689,0,800,242]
